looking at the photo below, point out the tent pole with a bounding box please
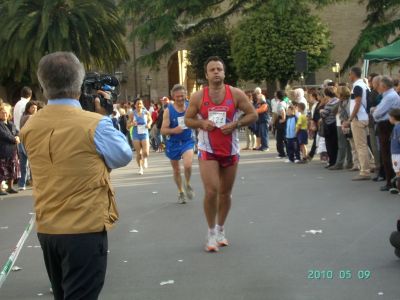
[362,59,369,78]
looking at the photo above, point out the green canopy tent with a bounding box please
[362,40,400,77]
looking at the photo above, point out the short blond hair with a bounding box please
[0,103,12,120]
[337,86,351,100]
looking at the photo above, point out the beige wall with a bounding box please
[314,0,366,84]
[120,0,371,97]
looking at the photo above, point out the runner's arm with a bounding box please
[161,109,181,135]
[234,88,258,128]
[220,88,257,135]
[185,91,215,131]
[126,112,135,130]
[146,111,153,128]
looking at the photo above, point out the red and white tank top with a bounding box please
[197,85,240,156]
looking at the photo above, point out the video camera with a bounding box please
[79,72,120,115]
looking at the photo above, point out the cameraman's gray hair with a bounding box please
[380,76,394,89]
[170,84,186,96]
[37,52,85,100]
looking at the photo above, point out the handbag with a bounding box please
[318,119,325,137]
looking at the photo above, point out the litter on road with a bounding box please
[160,280,175,286]
[305,230,323,235]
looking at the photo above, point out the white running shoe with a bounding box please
[284,159,291,163]
[138,167,144,175]
[143,159,148,169]
[183,182,194,200]
[178,192,186,204]
[205,233,219,252]
[294,160,301,164]
[216,230,229,247]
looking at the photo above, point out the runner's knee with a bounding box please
[204,187,218,200]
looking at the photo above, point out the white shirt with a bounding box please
[13,97,30,130]
[350,79,369,121]
[311,102,318,119]
[298,97,309,115]
[271,98,278,113]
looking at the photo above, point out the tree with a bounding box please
[0,0,129,98]
[231,3,332,86]
[343,0,400,70]
[120,0,342,67]
[187,24,238,85]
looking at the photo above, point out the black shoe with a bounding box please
[372,176,385,182]
[380,185,390,192]
[0,191,8,196]
[389,188,399,194]
[6,188,18,194]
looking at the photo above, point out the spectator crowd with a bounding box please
[2,66,400,195]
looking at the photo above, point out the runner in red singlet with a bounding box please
[185,56,258,252]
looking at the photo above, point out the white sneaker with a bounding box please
[138,167,144,175]
[143,159,148,169]
[205,233,219,252]
[216,230,229,247]
[183,182,194,200]
[284,159,291,163]
[294,160,301,164]
[178,192,186,204]
[18,186,26,191]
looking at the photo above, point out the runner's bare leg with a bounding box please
[170,160,183,192]
[133,141,142,167]
[182,150,194,184]
[217,164,238,227]
[199,159,220,229]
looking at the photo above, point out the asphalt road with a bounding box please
[1,142,400,300]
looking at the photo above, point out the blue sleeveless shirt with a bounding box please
[132,109,149,137]
[167,102,193,143]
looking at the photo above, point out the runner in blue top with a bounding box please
[127,99,152,175]
[161,84,195,204]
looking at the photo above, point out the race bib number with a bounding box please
[208,111,226,128]
[177,116,187,129]
[137,125,147,135]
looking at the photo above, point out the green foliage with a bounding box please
[0,0,129,85]
[231,4,332,83]
[187,24,238,85]
[343,0,400,70]
[120,0,341,67]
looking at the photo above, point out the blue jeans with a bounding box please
[258,122,269,149]
[18,143,29,188]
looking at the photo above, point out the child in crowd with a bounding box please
[389,109,400,194]
[285,105,300,163]
[296,102,308,162]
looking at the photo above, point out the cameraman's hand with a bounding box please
[97,90,111,100]
[94,97,108,116]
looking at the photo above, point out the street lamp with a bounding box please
[145,75,152,100]
[114,71,123,82]
[331,62,341,83]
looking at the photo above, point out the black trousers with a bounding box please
[309,133,318,158]
[324,122,338,167]
[38,231,108,300]
[377,121,395,187]
[286,138,300,162]
[276,122,286,157]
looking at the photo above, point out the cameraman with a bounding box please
[20,52,132,300]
